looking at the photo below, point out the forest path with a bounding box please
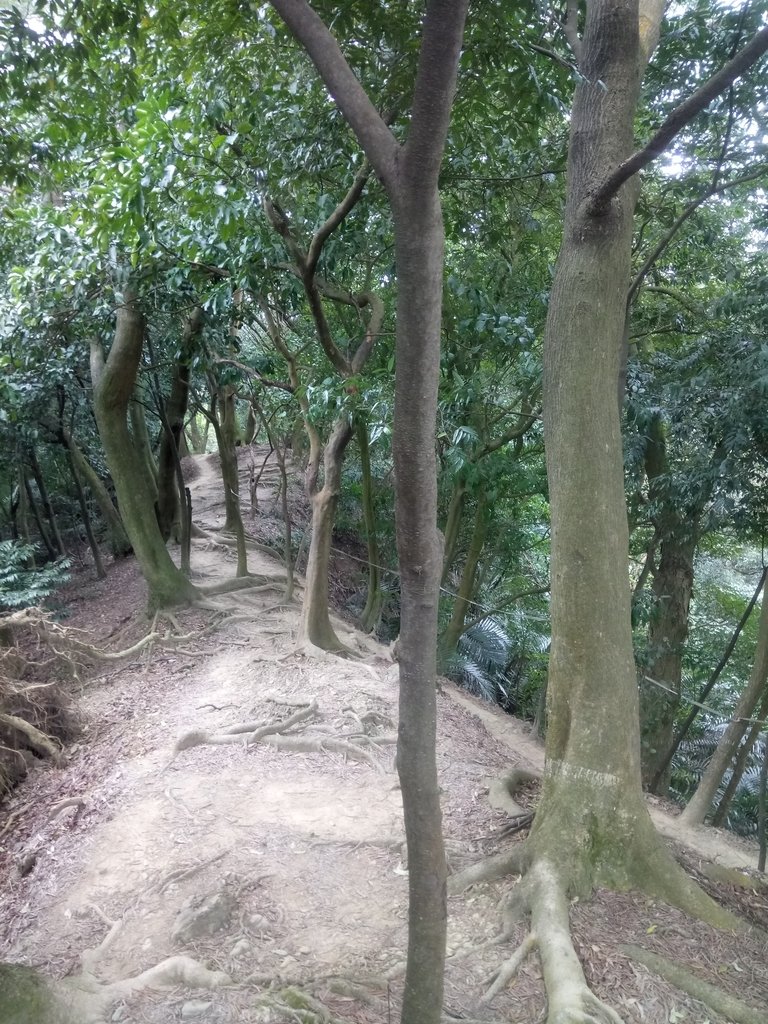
[0,447,764,1024]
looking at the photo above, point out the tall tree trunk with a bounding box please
[211,386,248,578]
[17,468,36,558]
[711,686,768,827]
[639,414,699,792]
[649,565,767,792]
[156,359,191,542]
[60,427,132,557]
[299,417,353,649]
[440,490,486,657]
[27,447,65,556]
[641,533,696,792]
[66,446,106,579]
[389,176,450,1024]
[91,292,198,610]
[129,394,159,496]
[357,418,383,633]
[530,0,724,930]
[23,473,55,557]
[440,477,467,585]
[682,578,768,824]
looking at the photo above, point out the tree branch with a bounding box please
[306,160,374,278]
[562,0,583,64]
[263,198,351,377]
[404,0,470,183]
[627,164,768,303]
[351,292,385,373]
[267,0,398,185]
[589,26,768,214]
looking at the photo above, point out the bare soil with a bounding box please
[1,448,766,1024]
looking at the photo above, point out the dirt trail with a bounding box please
[0,448,765,1024]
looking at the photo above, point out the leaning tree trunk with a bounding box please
[711,685,768,827]
[66,447,106,579]
[299,417,353,650]
[682,577,768,825]
[27,446,65,557]
[440,490,486,658]
[61,427,132,557]
[91,291,198,610]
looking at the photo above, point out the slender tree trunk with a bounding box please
[156,359,191,542]
[91,293,198,610]
[186,414,208,454]
[211,387,248,578]
[711,686,768,827]
[299,417,353,649]
[23,474,55,559]
[129,394,159,496]
[639,414,699,792]
[440,491,486,657]
[650,565,767,792]
[390,183,451,1024]
[266,3,469,1020]
[641,534,697,792]
[17,468,36,558]
[682,580,768,824]
[357,418,383,633]
[66,447,106,579]
[242,403,257,446]
[27,447,65,556]
[275,445,294,603]
[440,478,466,585]
[758,734,767,872]
[61,428,131,557]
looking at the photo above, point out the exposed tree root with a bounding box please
[197,576,285,597]
[621,944,766,1024]
[480,932,537,1004]
[191,524,285,564]
[0,712,61,762]
[487,768,540,817]
[59,955,231,1023]
[528,860,623,1024]
[448,842,530,894]
[173,699,388,770]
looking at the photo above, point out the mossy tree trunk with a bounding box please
[66,445,106,579]
[639,413,701,792]
[156,359,191,543]
[154,309,203,575]
[60,426,132,557]
[128,393,159,498]
[91,289,198,610]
